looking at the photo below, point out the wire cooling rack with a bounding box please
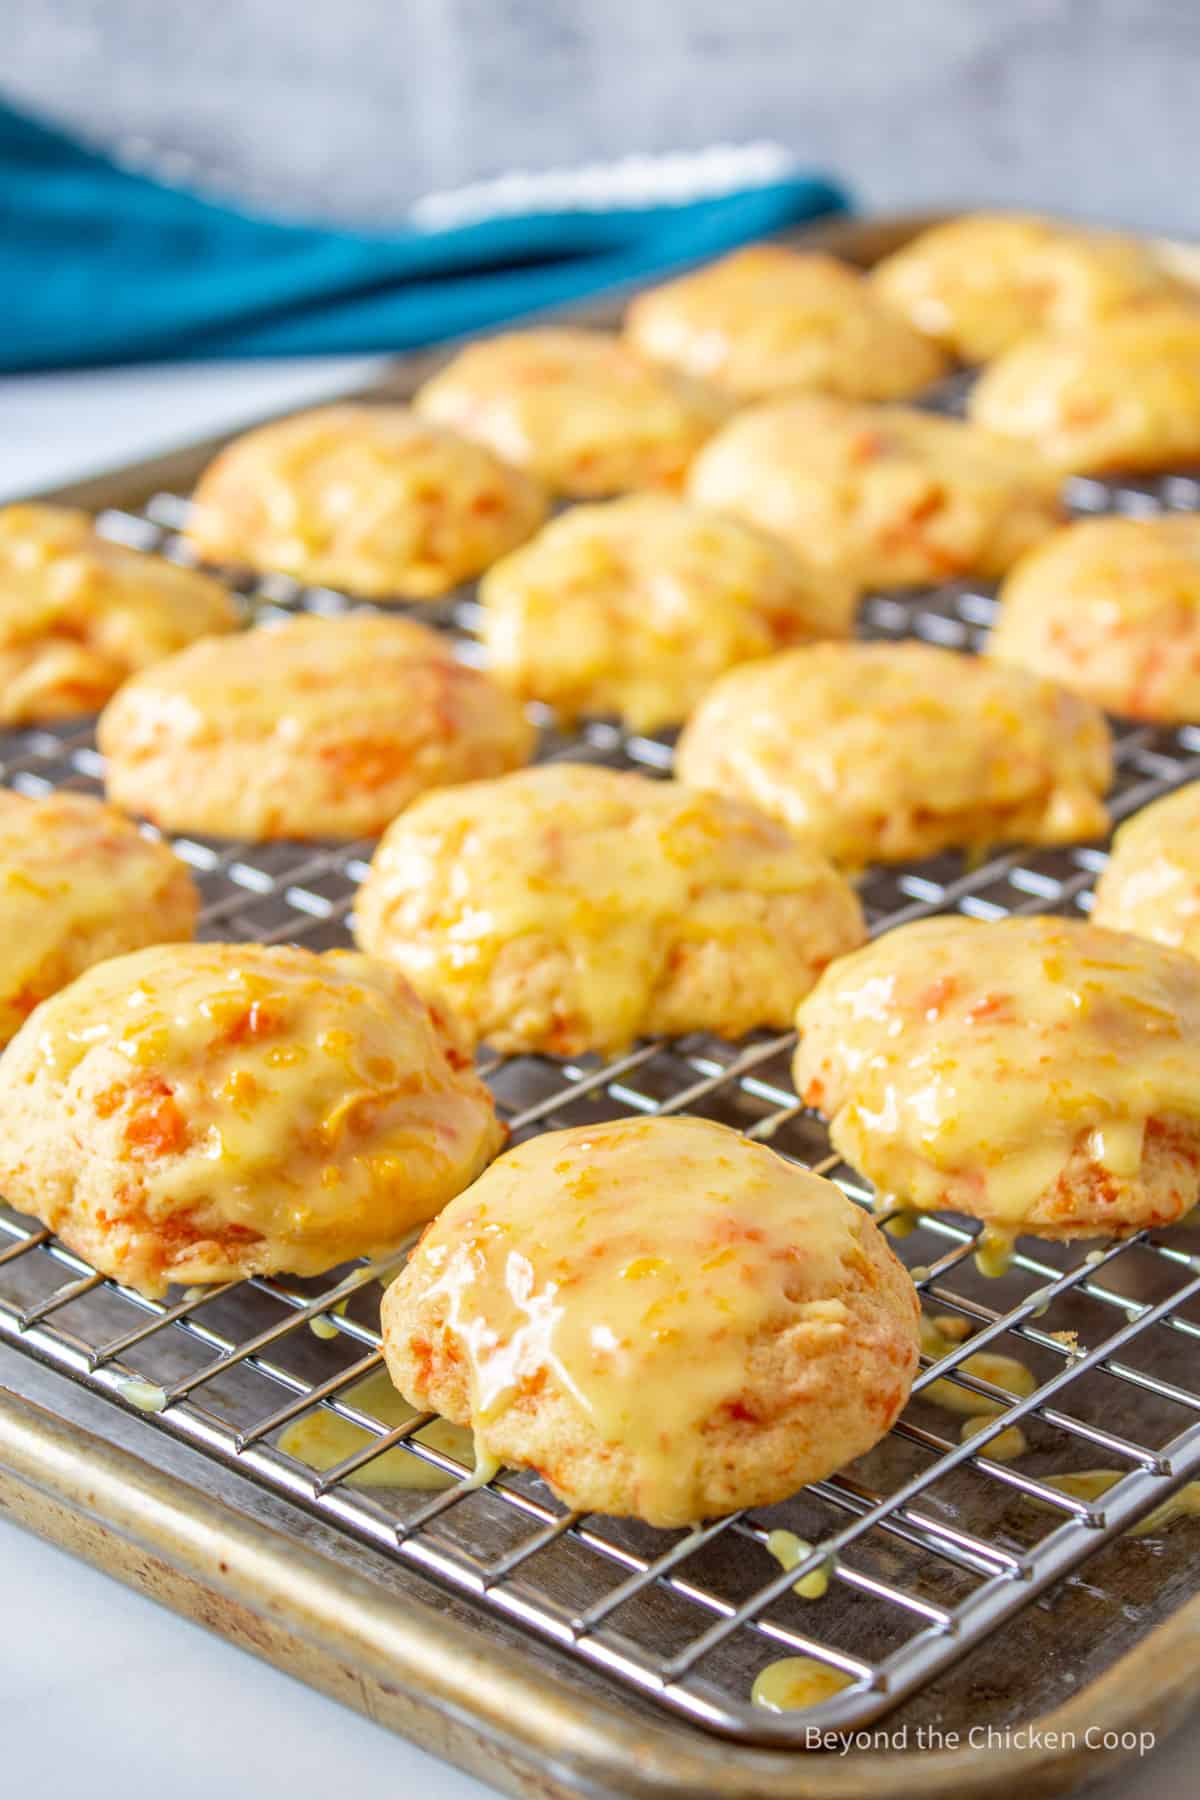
[4,459,1200,1749]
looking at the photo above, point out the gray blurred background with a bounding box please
[6,0,1199,231]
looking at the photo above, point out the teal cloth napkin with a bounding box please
[0,103,849,372]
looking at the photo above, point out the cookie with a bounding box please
[353,763,865,1054]
[98,613,534,841]
[0,789,197,1045]
[478,493,856,732]
[871,213,1182,363]
[687,394,1062,589]
[989,516,1200,719]
[675,641,1111,866]
[1093,785,1200,959]
[0,503,237,724]
[625,245,947,401]
[970,305,1200,473]
[381,1116,919,1526]
[0,942,503,1296]
[414,327,727,496]
[795,915,1200,1240]
[185,403,547,596]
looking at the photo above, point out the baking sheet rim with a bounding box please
[2,1382,1196,1800]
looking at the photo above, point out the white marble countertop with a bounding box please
[0,359,1197,1800]
[0,1514,490,1800]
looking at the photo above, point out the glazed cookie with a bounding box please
[871,213,1182,364]
[184,403,547,597]
[625,245,948,402]
[969,305,1200,473]
[794,916,1200,1241]
[675,642,1111,866]
[0,790,197,1046]
[98,613,534,841]
[1093,785,1200,958]
[478,494,856,732]
[0,503,237,724]
[0,942,503,1296]
[381,1116,920,1527]
[413,327,726,497]
[989,516,1200,720]
[687,395,1062,589]
[353,763,865,1055]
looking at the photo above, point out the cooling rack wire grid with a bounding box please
[4,386,1200,1744]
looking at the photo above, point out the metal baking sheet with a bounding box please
[4,213,1200,1799]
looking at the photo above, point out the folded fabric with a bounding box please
[0,103,848,373]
